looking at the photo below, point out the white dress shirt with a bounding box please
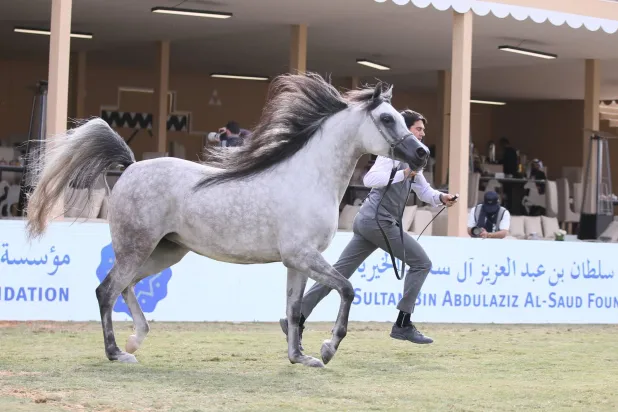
[363,156,444,208]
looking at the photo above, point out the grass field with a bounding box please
[0,321,617,411]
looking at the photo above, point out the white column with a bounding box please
[351,76,360,89]
[75,51,87,119]
[583,59,600,214]
[290,24,307,73]
[446,11,473,237]
[46,0,73,219]
[46,0,72,138]
[437,69,451,186]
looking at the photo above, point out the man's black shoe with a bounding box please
[390,323,434,344]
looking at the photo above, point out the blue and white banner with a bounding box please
[0,220,616,323]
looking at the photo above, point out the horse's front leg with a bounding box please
[282,249,355,366]
[285,268,323,367]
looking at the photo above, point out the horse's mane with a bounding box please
[193,72,392,190]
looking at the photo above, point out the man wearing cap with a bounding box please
[468,191,510,239]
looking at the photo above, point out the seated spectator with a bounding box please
[467,191,510,239]
[239,129,252,139]
[224,121,243,147]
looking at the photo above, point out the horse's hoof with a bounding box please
[320,340,336,365]
[125,335,140,354]
[117,352,138,364]
[300,355,324,368]
[290,354,324,368]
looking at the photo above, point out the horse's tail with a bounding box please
[25,117,135,240]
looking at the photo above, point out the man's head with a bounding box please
[225,120,241,137]
[531,159,542,171]
[482,191,500,215]
[400,109,426,141]
[499,137,510,148]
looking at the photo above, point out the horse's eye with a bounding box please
[380,114,394,124]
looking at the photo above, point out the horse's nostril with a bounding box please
[416,147,428,159]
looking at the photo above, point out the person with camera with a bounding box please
[210,120,243,147]
[221,120,243,147]
[468,191,510,239]
[279,109,459,349]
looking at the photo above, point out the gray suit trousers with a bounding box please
[301,213,432,318]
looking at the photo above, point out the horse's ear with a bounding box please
[383,85,393,103]
[372,82,383,100]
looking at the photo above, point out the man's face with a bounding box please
[409,120,425,141]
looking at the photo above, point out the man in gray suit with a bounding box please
[280,110,458,349]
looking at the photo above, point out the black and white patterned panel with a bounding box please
[101,110,189,132]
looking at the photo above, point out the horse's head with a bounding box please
[359,83,429,172]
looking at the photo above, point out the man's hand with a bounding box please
[440,193,458,207]
[404,167,417,178]
[479,228,489,238]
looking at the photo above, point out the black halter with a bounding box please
[368,113,414,280]
[369,113,438,281]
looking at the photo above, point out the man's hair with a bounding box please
[400,109,427,129]
[226,121,241,134]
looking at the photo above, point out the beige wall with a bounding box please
[3,56,611,194]
[488,100,585,180]
[0,58,49,146]
[0,57,273,162]
[0,56,443,162]
[484,100,618,204]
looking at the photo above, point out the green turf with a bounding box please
[0,321,616,411]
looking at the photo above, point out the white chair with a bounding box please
[410,209,433,236]
[523,216,544,239]
[556,177,580,233]
[468,172,480,209]
[429,208,449,237]
[64,175,109,220]
[64,187,108,220]
[544,180,559,218]
[561,166,582,192]
[338,204,360,231]
[508,216,526,239]
[417,205,447,236]
[541,216,561,240]
[401,205,417,232]
[572,182,583,214]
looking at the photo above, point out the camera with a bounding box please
[207,131,227,143]
[470,226,483,238]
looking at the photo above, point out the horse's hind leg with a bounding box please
[282,248,355,366]
[124,239,189,354]
[285,268,323,368]
[96,262,142,363]
[95,237,163,363]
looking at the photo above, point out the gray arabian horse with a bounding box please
[24,72,429,368]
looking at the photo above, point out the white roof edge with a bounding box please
[375,0,618,34]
